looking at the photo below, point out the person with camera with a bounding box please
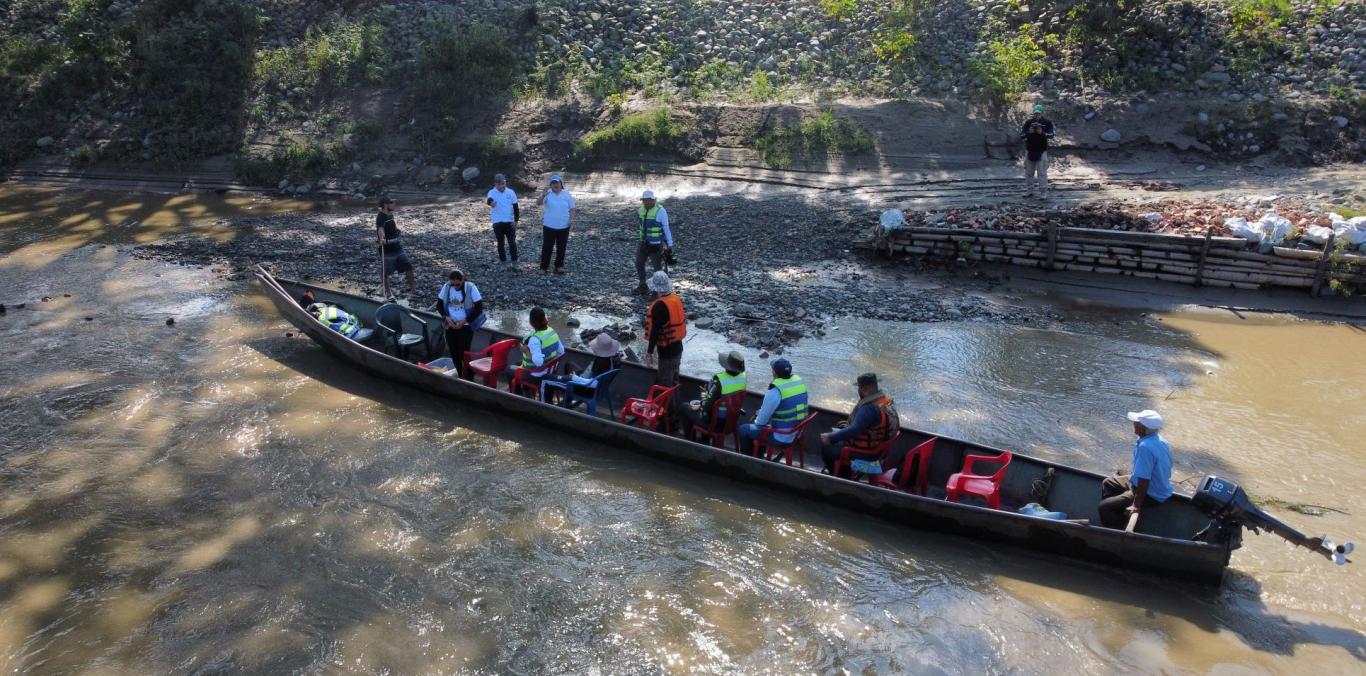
[633,190,675,295]
[1019,104,1055,199]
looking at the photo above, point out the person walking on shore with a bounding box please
[1020,104,1055,199]
[634,190,674,295]
[643,270,686,387]
[375,195,415,295]
[536,174,576,274]
[487,173,520,265]
[437,269,485,378]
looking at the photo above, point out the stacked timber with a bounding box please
[873,225,1366,294]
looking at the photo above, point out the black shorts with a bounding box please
[384,252,413,275]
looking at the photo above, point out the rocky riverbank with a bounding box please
[133,192,1060,352]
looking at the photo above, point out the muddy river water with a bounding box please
[0,186,1362,674]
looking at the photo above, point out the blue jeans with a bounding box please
[738,424,764,456]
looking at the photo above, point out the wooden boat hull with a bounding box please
[258,271,1236,583]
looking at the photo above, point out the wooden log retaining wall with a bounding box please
[871,225,1366,295]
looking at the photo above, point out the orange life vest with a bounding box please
[849,395,899,450]
[645,292,687,347]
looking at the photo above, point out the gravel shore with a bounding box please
[135,192,1059,351]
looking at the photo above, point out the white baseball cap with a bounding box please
[641,190,655,199]
[1126,409,1164,430]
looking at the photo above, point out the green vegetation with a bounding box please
[972,34,1046,105]
[820,0,859,20]
[688,58,744,97]
[234,139,345,186]
[255,19,388,97]
[575,107,684,158]
[748,71,778,102]
[872,0,926,66]
[0,0,258,165]
[751,109,875,169]
[1226,0,1294,76]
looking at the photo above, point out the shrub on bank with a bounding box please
[575,108,685,158]
[752,110,875,169]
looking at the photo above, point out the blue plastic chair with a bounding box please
[541,369,620,417]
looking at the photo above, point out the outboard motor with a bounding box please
[1193,475,1354,566]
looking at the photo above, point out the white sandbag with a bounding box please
[1302,225,1336,245]
[1256,212,1293,245]
[1333,223,1366,246]
[1225,217,1262,242]
[1142,212,1164,223]
[880,209,907,231]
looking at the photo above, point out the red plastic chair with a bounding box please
[755,413,819,468]
[464,339,520,387]
[620,385,679,432]
[691,392,745,450]
[510,355,563,398]
[945,450,1013,510]
[830,431,902,479]
[871,437,938,495]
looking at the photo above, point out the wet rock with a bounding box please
[36,136,54,148]
[1100,128,1122,143]
[462,167,481,181]
[695,317,715,329]
[566,317,581,328]
[165,318,175,326]
[1334,116,1350,128]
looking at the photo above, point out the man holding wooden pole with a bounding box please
[376,195,416,298]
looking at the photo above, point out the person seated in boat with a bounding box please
[818,373,900,478]
[307,302,364,339]
[682,351,747,441]
[738,358,807,457]
[1099,409,1174,529]
[505,307,564,385]
[548,332,622,401]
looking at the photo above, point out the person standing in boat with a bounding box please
[376,196,416,294]
[818,373,900,478]
[643,270,686,388]
[738,358,808,457]
[438,269,485,378]
[506,307,563,385]
[683,351,747,442]
[1098,409,1174,529]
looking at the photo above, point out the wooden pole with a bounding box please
[1311,232,1336,297]
[379,239,390,299]
[1125,510,1140,533]
[1194,227,1214,287]
[1045,223,1058,271]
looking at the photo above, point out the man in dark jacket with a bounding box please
[1019,104,1055,199]
[819,373,900,477]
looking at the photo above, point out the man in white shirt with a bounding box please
[535,174,576,274]
[486,173,519,264]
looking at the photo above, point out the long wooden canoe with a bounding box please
[257,269,1239,583]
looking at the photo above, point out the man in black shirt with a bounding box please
[376,196,416,294]
[1019,104,1055,199]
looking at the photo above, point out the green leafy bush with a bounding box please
[820,0,859,20]
[413,22,522,109]
[234,140,344,185]
[748,71,778,102]
[752,110,875,169]
[255,19,388,96]
[575,108,684,157]
[972,34,1046,104]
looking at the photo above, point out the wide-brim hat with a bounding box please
[589,332,622,357]
[647,270,672,293]
[718,350,745,372]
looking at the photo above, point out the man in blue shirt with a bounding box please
[737,358,808,457]
[1099,409,1174,529]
